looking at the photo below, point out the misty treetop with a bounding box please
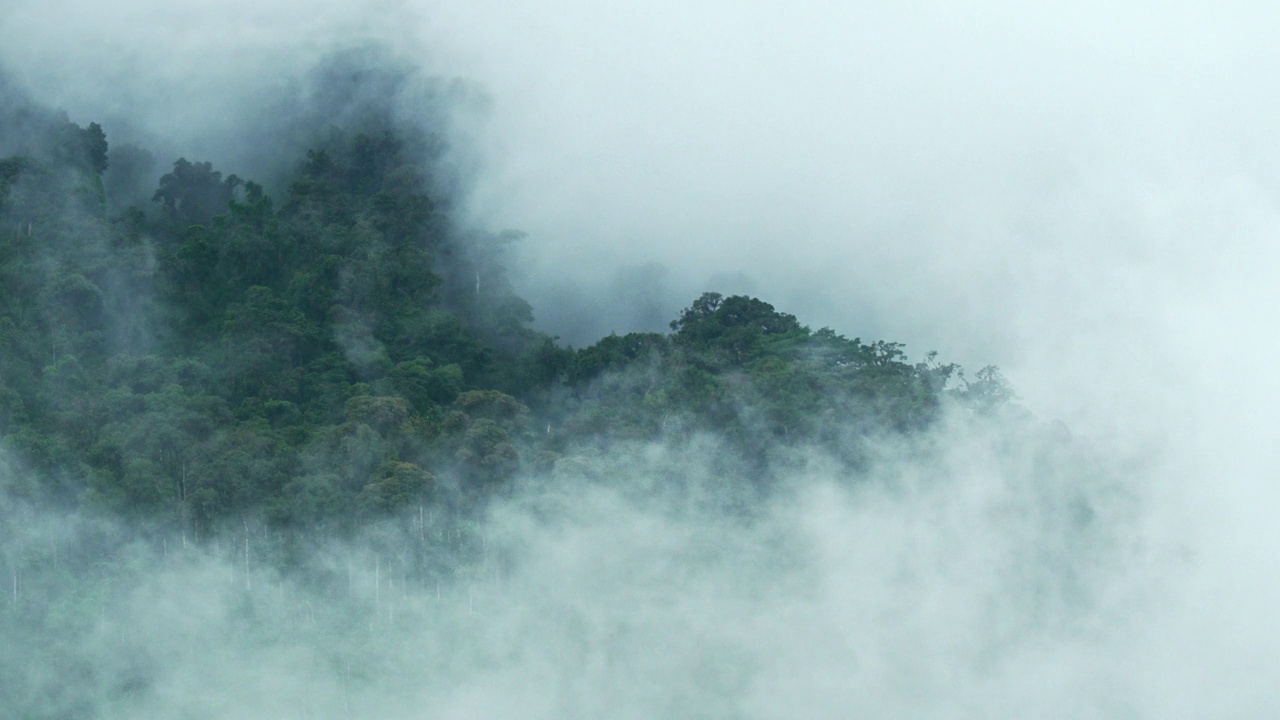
[0,73,1016,540]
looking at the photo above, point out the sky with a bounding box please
[3,0,1280,715]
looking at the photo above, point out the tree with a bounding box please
[670,293,805,366]
[80,122,108,175]
[358,461,433,514]
[388,358,462,412]
[956,365,1016,413]
[152,159,239,228]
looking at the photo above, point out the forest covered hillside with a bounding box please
[0,61,1022,540]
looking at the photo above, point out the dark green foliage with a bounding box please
[80,122,109,175]
[0,156,26,206]
[358,460,433,514]
[0,89,1015,537]
[548,292,974,477]
[570,331,667,383]
[153,158,240,228]
[388,357,463,411]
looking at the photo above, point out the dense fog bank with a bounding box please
[1,405,1145,718]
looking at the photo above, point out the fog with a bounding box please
[2,416,1140,718]
[3,0,1280,716]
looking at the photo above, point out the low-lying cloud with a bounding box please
[2,405,1149,718]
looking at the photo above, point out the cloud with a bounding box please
[0,409,1147,718]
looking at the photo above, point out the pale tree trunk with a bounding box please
[243,520,251,593]
[180,460,189,550]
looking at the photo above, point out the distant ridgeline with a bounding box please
[0,101,1017,538]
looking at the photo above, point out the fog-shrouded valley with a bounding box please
[2,2,1279,718]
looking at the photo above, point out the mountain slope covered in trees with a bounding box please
[0,69,1022,539]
